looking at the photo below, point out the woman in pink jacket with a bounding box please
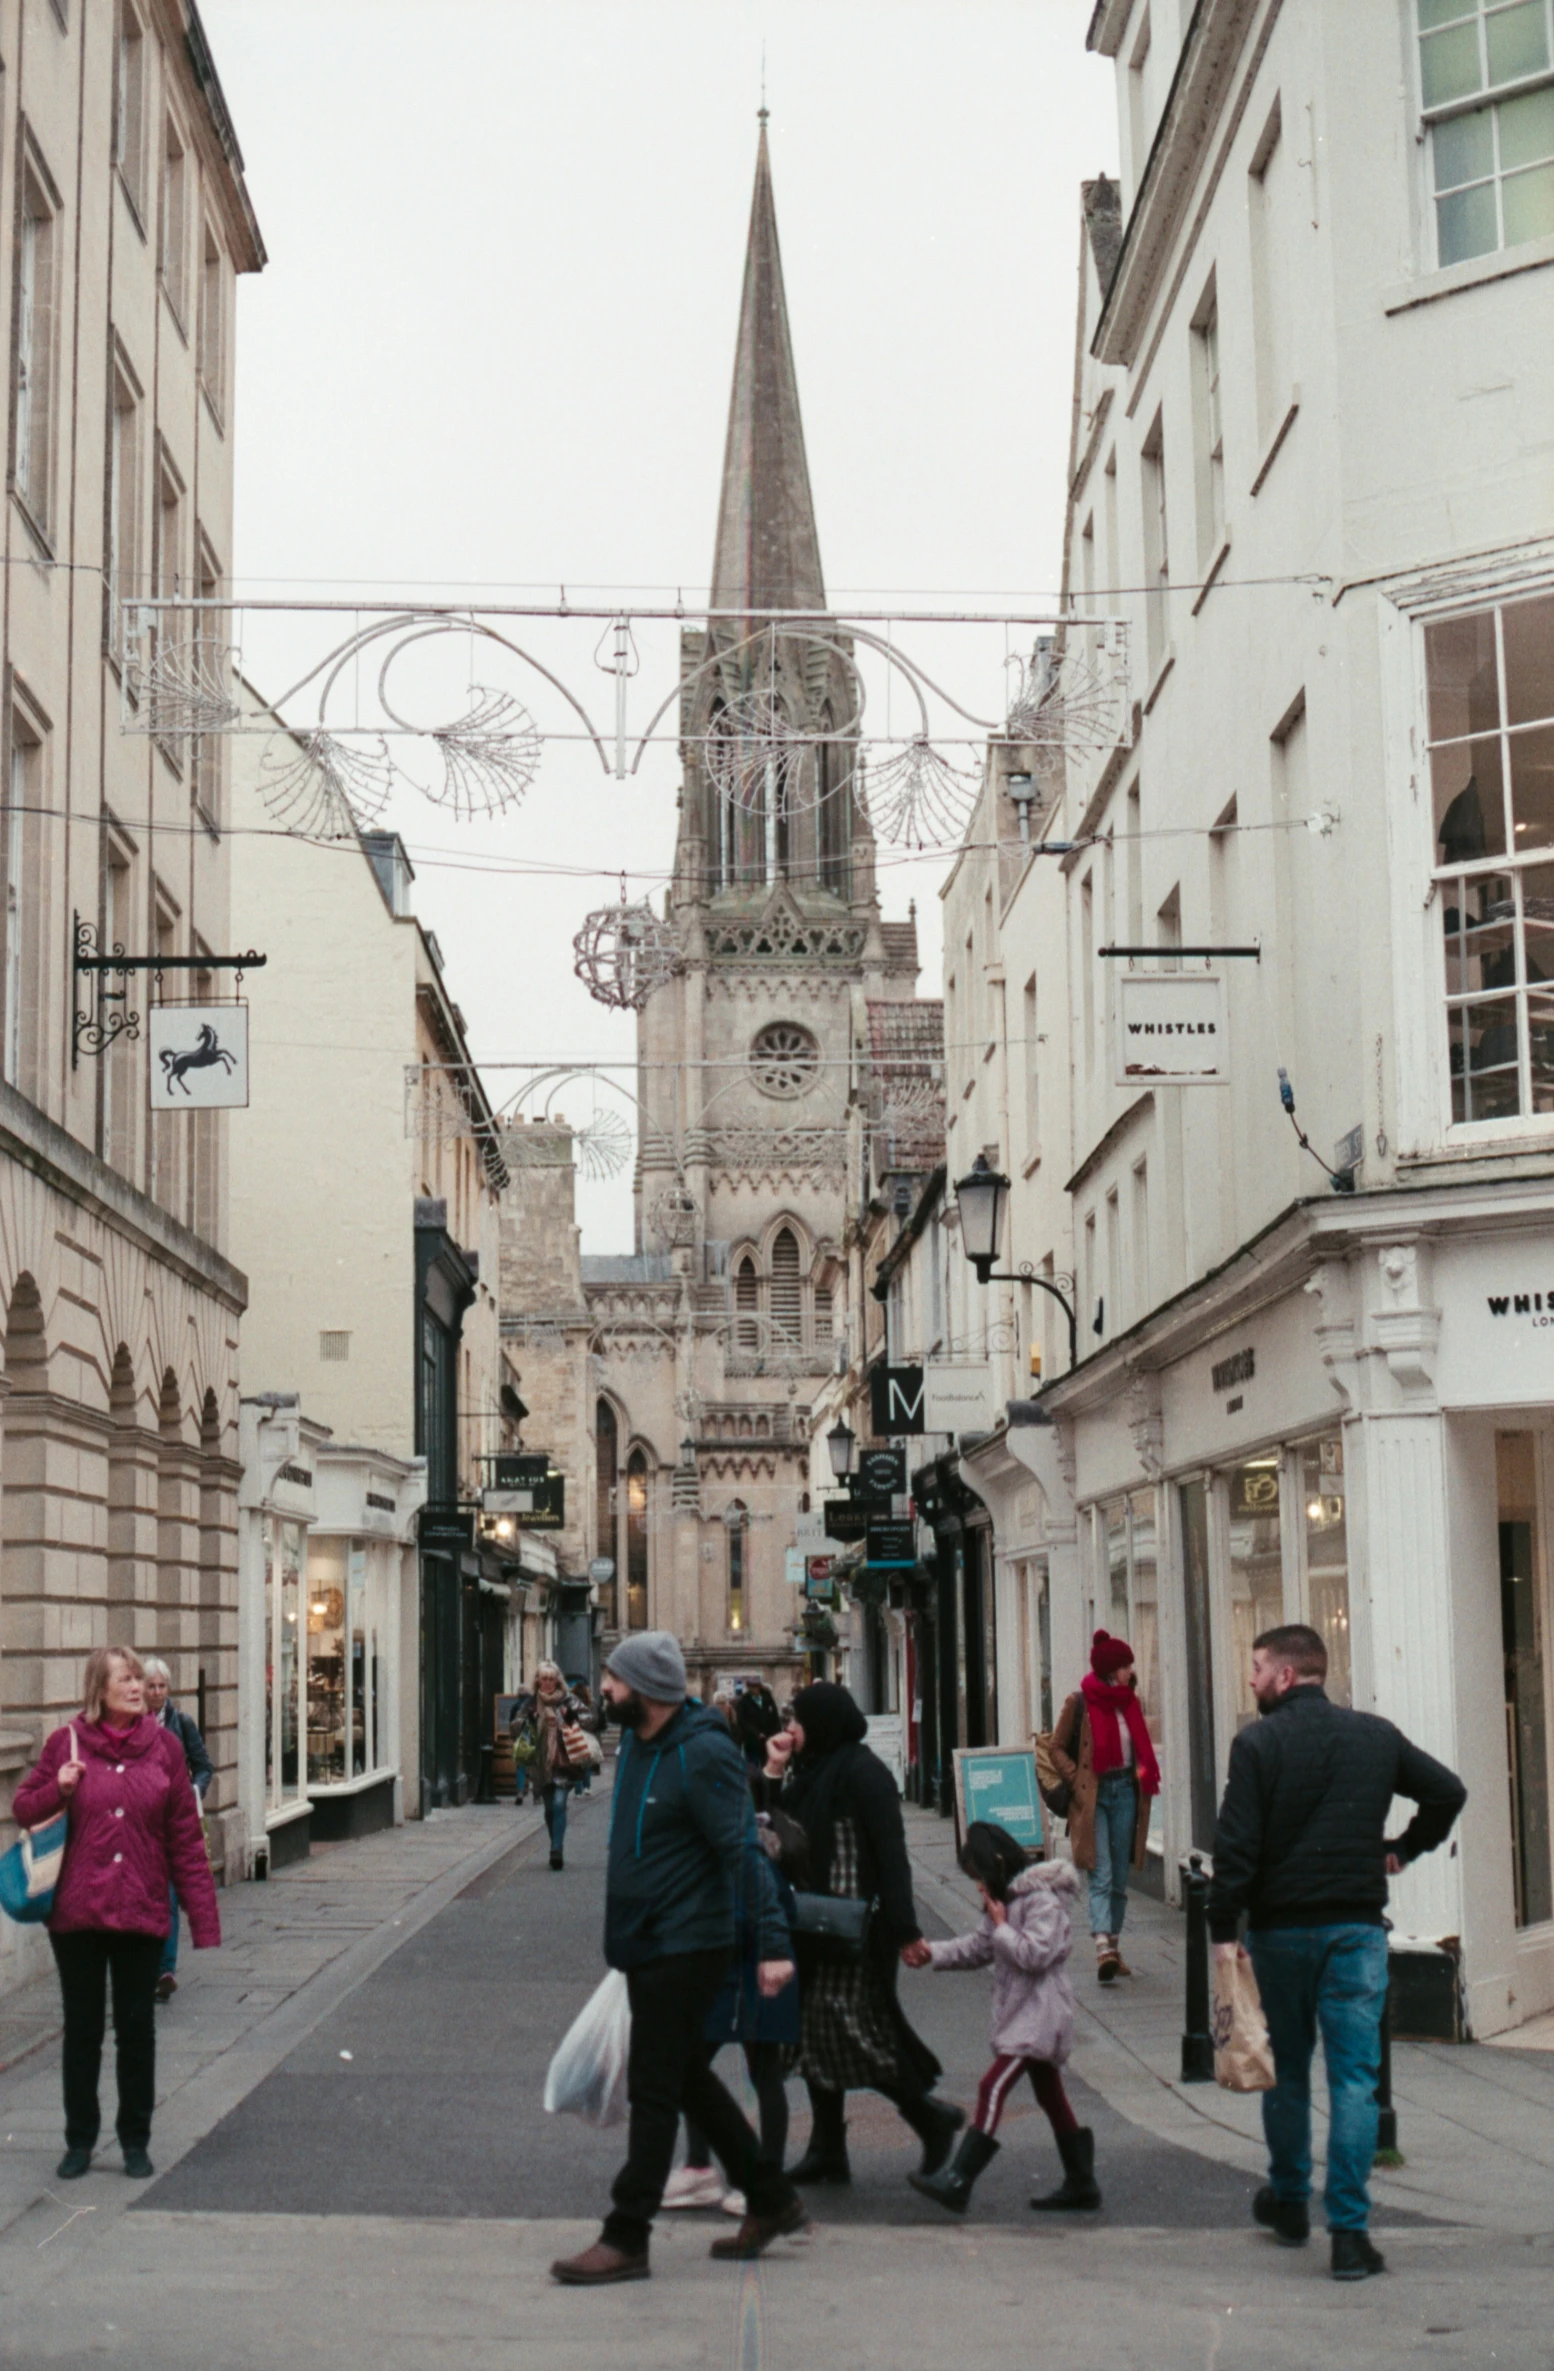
[13,1645,219,2182]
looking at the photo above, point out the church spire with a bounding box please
[709,121,826,617]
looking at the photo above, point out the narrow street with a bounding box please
[1,1788,1551,2367]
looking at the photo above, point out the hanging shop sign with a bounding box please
[854,1448,907,1503]
[420,1505,473,1551]
[865,1518,916,1568]
[147,1005,250,1110]
[806,1555,837,1600]
[870,1364,926,1435]
[494,1454,550,1488]
[588,1556,616,1584]
[821,1498,869,1544]
[923,1361,995,1433]
[1115,971,1227,1085]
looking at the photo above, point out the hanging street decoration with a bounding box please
[258,730,396,839]
[572,890,681,1011]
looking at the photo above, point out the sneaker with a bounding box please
[1095,1936,1120,1984]
[1331,2230,1386,2282]
[55,2148,92,2181]
[719,2190,748,2218]
[661,2165,726,2211]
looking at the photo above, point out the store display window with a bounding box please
[263,1514,306,1810]
[306,1535,390,1787]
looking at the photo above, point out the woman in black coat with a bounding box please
[766,1681,961,2187]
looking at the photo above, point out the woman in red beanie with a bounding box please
[1050,1632,1160,1983]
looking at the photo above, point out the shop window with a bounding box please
[264,1514,304,1808]
[1097,1492,1162,1746]
[1429,591,1554,1123]
[349,1541,368,1778]
[1179,1478,1219,1853]
[1301,1434,1352,1707]
[596,1398,619,1626]
[1497,1429,1553,1927]
[626,1450,649,1629]
[727,1501,747,1634]
[1228,1456,1284,1728]
[307,1548,347,1784]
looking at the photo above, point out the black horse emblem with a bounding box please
[160,1022,238,1096]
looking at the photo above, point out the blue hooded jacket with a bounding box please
[605,1702,790,1972]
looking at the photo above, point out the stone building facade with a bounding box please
[0,0,262,1989]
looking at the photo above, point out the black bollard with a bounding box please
[1181,1851,1215,2082]
[475,1741,496,1806]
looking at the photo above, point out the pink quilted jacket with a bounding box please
[12,1716,220,1947]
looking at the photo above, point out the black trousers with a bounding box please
[686,2038,791,2172]
[604,1949,793,2253]
[51,1930,163,2152]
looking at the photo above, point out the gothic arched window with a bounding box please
[735,1256,760,1349]
[770,1228,802,1344]
[626,1450,649,1630]
[727,1500,747,1633]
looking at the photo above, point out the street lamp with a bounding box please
[954,1154,1010,1284]
[826,1419,858,1480]
[954,1151,1080,1374]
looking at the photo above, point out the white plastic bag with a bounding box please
[544,1969,632,2127]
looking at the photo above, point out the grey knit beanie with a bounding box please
[606,1630,687,1704]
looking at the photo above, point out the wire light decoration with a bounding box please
[1003,641,1128,778]
[575,1107,633,1181]
[133,634,244,738]
[705,686,809,814]
[573,890,681,1011]
[648,1184,700,1247]
[258,730,396,839]
[424,687,542,819]
[860,738,983,850]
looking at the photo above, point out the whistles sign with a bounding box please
[1116,972,1228,1084]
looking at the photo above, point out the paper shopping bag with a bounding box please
[1211,1947,1277,2092]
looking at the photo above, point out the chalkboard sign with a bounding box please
[951,1747,1047,1854]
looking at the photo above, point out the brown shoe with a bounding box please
[550,2241,650,2286]
[708,2195,809,2260]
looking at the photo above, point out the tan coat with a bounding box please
[1051,1692,1151,1874]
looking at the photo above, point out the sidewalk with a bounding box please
[0,1800,542,2255]
[903,1800,1554,2235]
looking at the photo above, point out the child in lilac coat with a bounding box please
[904,1821,1102,2216]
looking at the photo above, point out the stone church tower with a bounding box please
[585,123,920,1695]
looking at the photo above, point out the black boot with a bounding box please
[892,2089,966,2177]
[1029,2125,1101,2211]
[908,2125,999,2213]
[788,2087,850,2185]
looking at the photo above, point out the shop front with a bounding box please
[1041,1185,1554,2042]
[911,1453,996,1814]
[237,1395,328,1873]
[305,1445,424,1839]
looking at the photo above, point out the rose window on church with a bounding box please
[750,1022,819,1099]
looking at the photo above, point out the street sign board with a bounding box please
[806,1555,836,1600]
[482,1490,533,1514]
[854,1447,906,1502]
[522,1474,566,1530]
[785,1547,806,1591]
[494,1453,550,1488]
[822,1498,869,1543]
[951,1747,1046,1853]
[588,1556,615,1583]
[924,1362,995,1433]
[871,1364,926,1435]
[148,1005,250,1109]
[865,1517,915,1568]
[1116,970,1228,1084]
[419,1506,472,1551]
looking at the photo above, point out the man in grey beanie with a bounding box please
[551,1633,805,2286]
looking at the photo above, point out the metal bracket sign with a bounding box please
[870,1365,926,1435]
[865,1518,915,1568]
[853,1448,907,1503]
[71,911,266,1069]
[821,1498,869,1544]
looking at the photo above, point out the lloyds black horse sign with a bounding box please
[147,1006,250,1110]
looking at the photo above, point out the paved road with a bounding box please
[149,1787,1280,2231]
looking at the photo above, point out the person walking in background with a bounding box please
[1051,1630,1160,1984]
[1209,1623,1466,2284]
[509,1661,598,1872]
[904,1822,1100,2217]
[550,1632,805,2286]
[766,1681,962,2189]
[12,1646,219,2182]
[140,1657,212,2003]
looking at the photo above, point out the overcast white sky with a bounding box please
[199,0,1118,1250]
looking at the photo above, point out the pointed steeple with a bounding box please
[709,120,826,617]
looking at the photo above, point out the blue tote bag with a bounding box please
[0,1727,75,1924]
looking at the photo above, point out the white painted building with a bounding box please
[945,0,1554,2035]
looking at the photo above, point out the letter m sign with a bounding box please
[871,1364,926,1436]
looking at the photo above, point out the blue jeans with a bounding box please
[160,1888,179,1978]
[1247,1923,1389,2232]
[542,1782,569,1855]
[1088,1769,1137,1936]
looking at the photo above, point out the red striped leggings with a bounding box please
[972,2054,1079,2139]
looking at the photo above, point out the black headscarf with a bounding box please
[783,1682,870,1892]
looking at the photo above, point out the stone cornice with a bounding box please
[0,1080,247,1314]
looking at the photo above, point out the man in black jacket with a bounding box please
[1209,1624,1465,2284]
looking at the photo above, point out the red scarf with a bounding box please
[1081,1672,1160,1796]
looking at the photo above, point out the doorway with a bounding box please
[1497,1431,1554,1930]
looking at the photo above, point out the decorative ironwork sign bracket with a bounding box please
[71,911,267,1068]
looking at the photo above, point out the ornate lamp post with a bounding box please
[953,1152,1079,1374]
